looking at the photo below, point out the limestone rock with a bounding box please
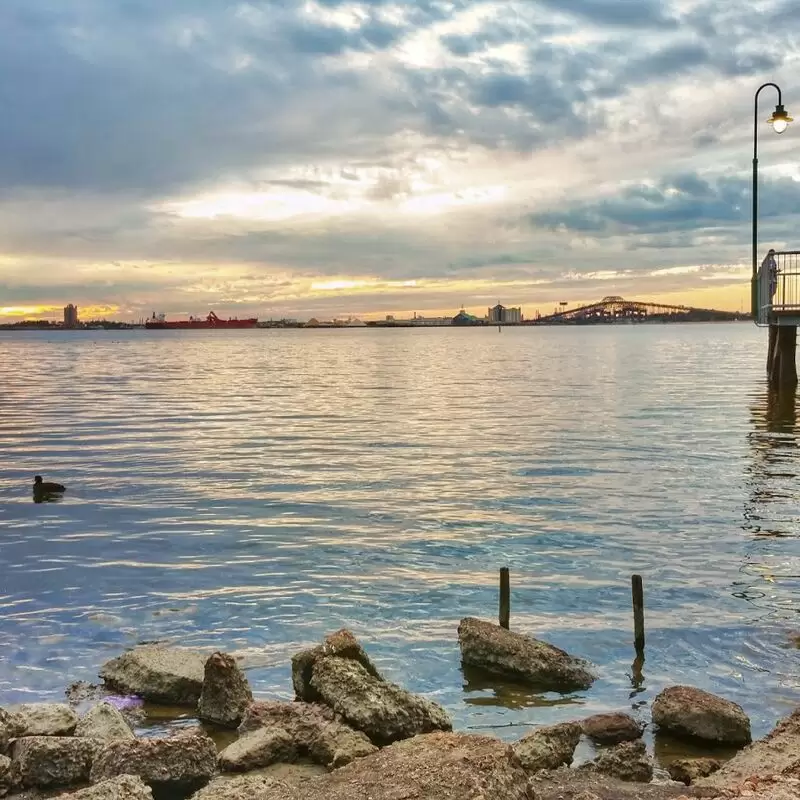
[60,775,154,800]
[653,686,751,745]
[581,712,643,744]
[457,617,595,691]
[90,732,217,796]
[218,728,297,772]
[238,701,377,769]
[291,629,382,702]
[667,758,721,785]
[198,652,253,728]
[10,736,99,789]
[0,710,23,754]
[191,765,325,800]
[696,709,800,790]
[13,703,78,737]
[76,702,135,741]
[99,646,205,705]
[0,754,10,798]
[513,722,582,772]
[310,657,452,746]
[589,740,653,783]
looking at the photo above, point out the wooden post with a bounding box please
[768,324,778,374]
[769,326,798,390]
[631,574,645,656]
[499,568,510,629]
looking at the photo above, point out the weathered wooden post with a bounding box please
[631,574,645,656]
[769,326,798,389]
[499,567,510,629]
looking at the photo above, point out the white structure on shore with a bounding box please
[487,304,523,324]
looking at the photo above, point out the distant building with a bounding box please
[488,304,522,324]
[452,309,481,326]
[63,304,79,328]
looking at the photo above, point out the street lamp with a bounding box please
[752,83,792,318]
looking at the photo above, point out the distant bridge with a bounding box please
[532,296,744,325]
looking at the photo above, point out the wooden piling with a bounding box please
[499,567,510,629]
[768,326,798,390]
[768,325,778,374]
[631,574,645,656]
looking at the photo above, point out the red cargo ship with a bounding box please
[145,311,258,329]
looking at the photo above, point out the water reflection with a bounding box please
[461,664,585,711]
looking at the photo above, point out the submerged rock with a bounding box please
[12,703,78,737]
[291,629,382,703]
[238,701,376,769]
[457,617,596,691]
[90,732,217,797]
[513,722,582,772]
[581,712,643,744]
[99,646,205,706]
[589,740,653,783]
[76,702,135,741]
[10,736,99,789]
[218,728,297,772]
[60,775,154,800]
[653,686,751,745]
[667,757,721,785]
[310,657,452,746]
[198,652,253,729]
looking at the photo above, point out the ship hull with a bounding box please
[145,312,258,329]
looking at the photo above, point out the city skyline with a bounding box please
[0,2,797,322]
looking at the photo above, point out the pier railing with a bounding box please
[756,251,800,326]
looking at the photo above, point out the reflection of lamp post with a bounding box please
[752,83,792,318]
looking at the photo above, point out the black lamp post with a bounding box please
[752,83,792,318]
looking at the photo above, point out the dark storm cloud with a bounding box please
[530,174,800,236]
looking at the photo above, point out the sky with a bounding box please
[0,0,798,322]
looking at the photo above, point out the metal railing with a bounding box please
[756,251,800,326]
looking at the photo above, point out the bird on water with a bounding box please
[33,475,66,494]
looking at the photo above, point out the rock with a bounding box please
[90,732,217,797]
[581,712,643,744]
[66,683,146,728]
[13,703,78,737]
[76,703,135,741]
[60,775,154,800]
[696,709,800,790]
[667,758,721,785]
[191,764,325,800]
[513,722,582,772]
[457,617,596,691]
[310,657,452,746]
[653,686,751,745]
[0,754,10,797]
[198,652,253,728]
[238,701,377,769]
[99,645,205,705]
[218,728,297,772]
[589,740,653,783]
[10,736,99,789]
[0,710,23,754]
[291,629,382,702]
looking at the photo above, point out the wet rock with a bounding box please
[13,703,78,737]
[99,646,205,706]
[653,686,751,745]
[0,754,10,797]
[218,728,297,772]
[90,732,217,797]
[66,683,146,728]
[10,736,99,789]
[457,617,596,691]
[667,758,721,785]
[60,775,154,800]
[76,703,134,741]
[589,740,653,783]
[291,629,382,702]
[513,722,582,772]
[238,701,376,769]
[696,709,800,790]
[581,712,643,744]
[197,652,253,729]
[310,657,452,746]
[0,710,23,754]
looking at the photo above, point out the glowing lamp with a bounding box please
[768,104,793,134]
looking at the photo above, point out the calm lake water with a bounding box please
[1,324,799,750]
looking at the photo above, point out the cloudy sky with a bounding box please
[0,0,798,322]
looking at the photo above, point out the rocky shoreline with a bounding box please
[1,619,798,800]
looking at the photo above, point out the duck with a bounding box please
[33,475,66,493]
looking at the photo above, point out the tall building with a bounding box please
[488,304,523,324]
[63,304,79,328]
